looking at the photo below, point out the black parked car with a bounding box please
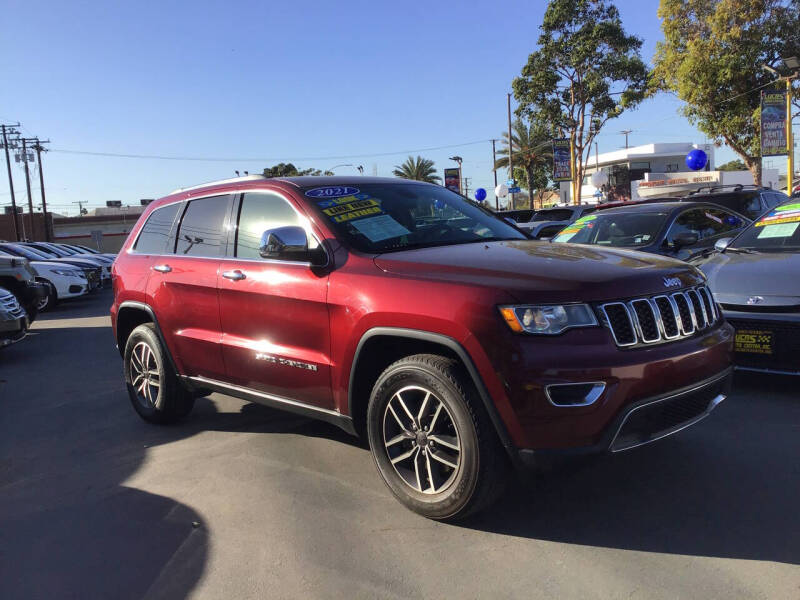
[692,198,800,375]
[683,185,788,220]
[551,201,750,261]
[517,205,598,239]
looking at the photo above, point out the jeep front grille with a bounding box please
[0,291,25,319]
[599,286,719,348]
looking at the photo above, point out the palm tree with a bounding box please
[393,156,441,183]
[494,119,553,208]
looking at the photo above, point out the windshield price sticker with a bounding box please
[351,214,411,242]
[305,186,360,199]
[756,209,800,227]
[757,222,799,238]
[573,215,596,225]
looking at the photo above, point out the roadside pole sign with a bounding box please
[506,179,516,186]
[552,138,572,182]
[761,87,789,156]
[508,186,521,193]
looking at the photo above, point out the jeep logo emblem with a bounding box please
[662,276,681,288]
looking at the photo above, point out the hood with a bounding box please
[699,250,800,307]
[44,257,104,269]
[373,240,704,303]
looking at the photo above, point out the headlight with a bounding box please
[52,269,85,278]
[499,304,598,335]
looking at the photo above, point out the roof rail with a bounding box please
[687,184,767,195]
[169,174,267,195]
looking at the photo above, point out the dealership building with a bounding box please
[558,142,780,204]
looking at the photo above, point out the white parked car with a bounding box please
[0,250,89,311]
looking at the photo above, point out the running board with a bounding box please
[183,375,356,435]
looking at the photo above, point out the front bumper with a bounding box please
[484,321,733,451]
[0,315,29,347]
[517,368,732,465]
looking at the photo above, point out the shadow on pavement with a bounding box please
[465,371,800,565]
[0,293,209,599]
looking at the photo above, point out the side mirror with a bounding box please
[672,232,699,249]
[259,226,309,260]
[714,237,733,252]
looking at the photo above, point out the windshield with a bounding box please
[729,202,800,251]
[552,212,668,247]
[304,183,526,253]
[0,244,54,260]
[534,208,577,222]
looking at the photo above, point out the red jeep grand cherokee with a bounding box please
[111,176,733,520]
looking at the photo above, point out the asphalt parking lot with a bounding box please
[1,290,798,599]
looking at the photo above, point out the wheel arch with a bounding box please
[116,302,181,376]
[348,327,515,456]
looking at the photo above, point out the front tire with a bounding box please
[123,323,194,423]
[367,354,508,521]
[35,281,57,312]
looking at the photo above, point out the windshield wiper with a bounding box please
[725,247,757,254]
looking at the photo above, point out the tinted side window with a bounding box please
[235,192,318,259]
[134,203,181,254]
[667,209,720,243]
[175,195,230,257]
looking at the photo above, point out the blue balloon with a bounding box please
[685,149,708,171]
[474,188,487,202]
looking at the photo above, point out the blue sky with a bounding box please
[0,0,765,213]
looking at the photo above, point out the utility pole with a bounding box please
[20,138,35,240]
[1,123,22,240]
[463,177,471,200]
[72,200,87,217]
[621,129,632,149]
[507,93,514,210]
[32,139,50,241]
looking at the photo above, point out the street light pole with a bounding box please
[0,123,21,240]
[492,139,498,210]
[507,93,514,210]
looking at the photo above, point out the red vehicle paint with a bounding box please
[111,175,733,519]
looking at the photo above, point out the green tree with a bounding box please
[494,118,553,209]
[652,0,800,185]
[513,0,648,205]
[263,163,333,177]
[717,159,748,171]
[392,156,441,183]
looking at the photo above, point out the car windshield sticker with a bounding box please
[775,202,800,212]
[572,215,596,225]
[350,214,410,242]
[321,198,382,224]
[305,186,360,199]
[756,222,799,238]
[755,208,800,226]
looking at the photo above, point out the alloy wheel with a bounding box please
[129,341,160,408]
[382,385,461,494]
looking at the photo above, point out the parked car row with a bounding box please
[0,241,115,315]
[545,188,797,376]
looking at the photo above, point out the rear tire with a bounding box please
[123,323,194,424]
[367,354,509,521]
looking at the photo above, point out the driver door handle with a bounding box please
[152,264,172,273]
[222,269,246,281]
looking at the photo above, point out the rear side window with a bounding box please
[536,209,574,222]
[175,195,230,257]
[133,203,181,254]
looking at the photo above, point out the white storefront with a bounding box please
[557,141,781,205]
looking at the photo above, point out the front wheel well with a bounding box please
[116,307,154,356]
[348,335,463,438]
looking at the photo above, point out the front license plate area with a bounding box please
[734,329,774,355]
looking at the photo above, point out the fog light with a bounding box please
[545,382,605,407]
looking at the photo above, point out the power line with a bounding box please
[50,139,494,163]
